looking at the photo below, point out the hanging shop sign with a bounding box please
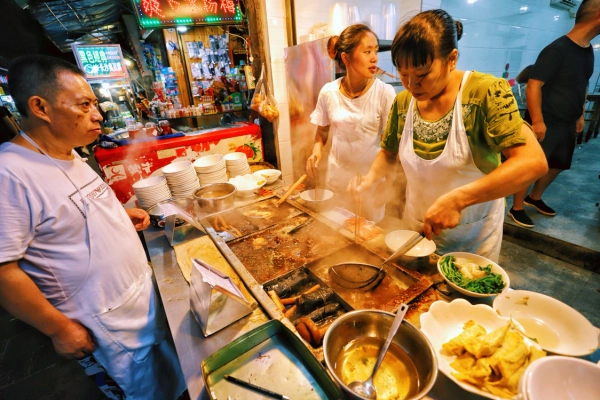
[72,44,129,81]
[133,0,243,28]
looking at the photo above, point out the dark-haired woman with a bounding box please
[306,24,396,222]
[353,10,547,261]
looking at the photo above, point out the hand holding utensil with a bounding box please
[348,303,409,399]
[315,169,321,201]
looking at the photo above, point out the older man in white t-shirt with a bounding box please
[0,55,185,399]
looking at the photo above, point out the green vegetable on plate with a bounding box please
[440,255,505,294]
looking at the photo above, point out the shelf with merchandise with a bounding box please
[150,109,247,120]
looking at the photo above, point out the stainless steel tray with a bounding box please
[201,320,341,399]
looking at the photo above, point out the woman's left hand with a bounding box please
[125,208,150,231]
[422,193,462,239]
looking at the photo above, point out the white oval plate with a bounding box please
[493,290,598,356]
[385,230,436,257]
[420,299,541,400]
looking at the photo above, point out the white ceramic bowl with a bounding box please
[228,174,266,197]
[193,154,224,170]
[224,152,248,162]
[385,230,436,258]
[493,290,599,356]
[420,299,541,400]
[252,169,281,184]
[132,176,167,189]
[521,356,600,400]
[161,160,193,175]
[299,189,334,213]
[437,252,510,298]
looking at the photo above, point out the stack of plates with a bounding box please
[161,160,200,197]
[132,176,171,209]
[193,154,227,186]
[224,152,251,177]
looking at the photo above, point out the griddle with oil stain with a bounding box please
[226,214,350,285]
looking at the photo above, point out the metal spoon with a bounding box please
[348,304,409,399]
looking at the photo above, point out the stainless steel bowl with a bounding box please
[323,309,438,400]
[193,183,236,213]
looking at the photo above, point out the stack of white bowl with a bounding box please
[132,176,171,209]
[161,160,200,197]
[193,154,227,186]
[224,152,251,177]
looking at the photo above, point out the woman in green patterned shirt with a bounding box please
[352,9,547,261]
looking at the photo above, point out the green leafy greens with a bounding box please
[440,255,505,294]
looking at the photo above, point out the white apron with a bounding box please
[400,71,504,262]
[20,133,185,399]
[327,85,386,221]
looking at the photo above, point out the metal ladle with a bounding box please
[330,232,424,290]
[348,303,409,399]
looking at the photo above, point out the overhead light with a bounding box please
[125,59,133,67]
[177,26,188,33]
[101,81,110,88]
[520,6,528,11]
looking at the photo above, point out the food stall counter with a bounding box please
[94,122,263,205]
[144,190,500,399]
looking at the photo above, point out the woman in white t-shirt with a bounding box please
[306,24,396,222]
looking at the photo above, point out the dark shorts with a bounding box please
[541,119,577,170]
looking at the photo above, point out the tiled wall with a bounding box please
[266,0,600,183]
[423,0,600,87]
[265,0,293,183]
[265,0,410,183]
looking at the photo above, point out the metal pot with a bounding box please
[323,309,438,400]
[194,183,236,214]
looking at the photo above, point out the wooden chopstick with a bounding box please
[276,174,307,207]
[355,174,361,242]
[315,171,321,201]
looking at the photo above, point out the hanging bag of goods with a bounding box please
[250,65,264,112]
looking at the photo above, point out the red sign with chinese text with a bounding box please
[135,0,241,27]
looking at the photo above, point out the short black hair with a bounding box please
[8,55,84,117]
[391,9,463,70]
[576,0,600,23]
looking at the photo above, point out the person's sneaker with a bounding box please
[508,208,534,228]
[524,195,557,216]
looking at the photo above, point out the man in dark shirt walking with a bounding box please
[509,0,600,228]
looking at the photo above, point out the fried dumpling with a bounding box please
[490,331,529,378]
[464,322,510,358]
[450,352,477,373]
[442,320,487,356]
